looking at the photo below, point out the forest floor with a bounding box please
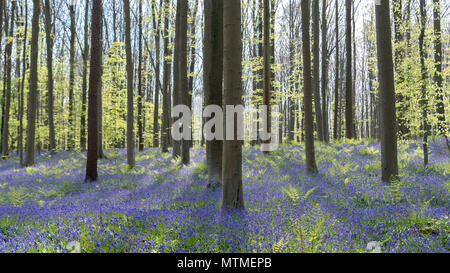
[0,139,448,253]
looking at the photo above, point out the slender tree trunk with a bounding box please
[67,4,76,150]
[19,1,27,165]
[222,0,244,211]
[419,0,429,166]
[262,0,271,153]
[187,0,198,149]
[344,0,353,139]
[333,0,340,141]
[287,2,295,143]
[161,0,171,153]
[1,0,15,158]
[43,0,56,154]
[376,0,399,183]
[175,0,189,165]
[152,0,161,148]
[80,0,89,151]
[321,0,329,143]
[172,1,182,159]
[302,0,318,174]
[24,0,40,167]
[312,0,323,141]
[204,0,223,185]
[124,0,135,169]
[137,0,144,152]
[85,0,102,181]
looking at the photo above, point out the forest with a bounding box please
[0,0,448,254]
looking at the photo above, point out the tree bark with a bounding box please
[80,0,89,152]
[222,0,244,211]
[85,0,102,181]
[321,0,329,143]
[175,0,189,165]
[161,0,171,153]
[419,0,429,165]
[152,0,161,148]
[344,0,353,139]
[302,0,318,174]
[333,0,340,141]
[204,0,223,184]
[262,0,271,153]
[24,0,40,167]
[312,0,324,141]
[43,0,56,154]
[124,0,135,169]
[137,0,144,152]
[376,0,399,183]
[1,0,15,158]
[67,3,76,150]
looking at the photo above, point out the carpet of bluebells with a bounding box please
[0,138,448,253]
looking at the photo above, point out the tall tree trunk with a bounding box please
[80,0,89,152]
[24,0,40,167]
[43,0,56,154]
[222,0,244,211]
[175,0,189,165]
[204,0,223,185]
[187,0,198,148]
[376,0,399,183]
[85,0,102,181]
[302,0,318,174]
[152,0,161,148]
[19,1,27,165]
[287,1,295,143]
[312,0,323,141]
[137,0,144,152]
[344,0,353,139]
[161,0,171,153]
[333,0,339,140]
[419,0,429,165]
[262,0,271,153]
[172,1,182,159]
[124,0,135,169]
[321,0,329,143]
[1,0,15,158]
[256,0,263,145]
[68,3,76,151]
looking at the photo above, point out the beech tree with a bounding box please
[222,0,244,211]
[262,0,271,153]
[1,0,16,158]
[137,0,144,152]
[124,0,135,169]
[419,0,429,166]
[24,0,40,167]
[161,0,171,153]
[333,0,340,141]
[312,0,323,142]
[80,0,89,151]
[85,0,102,181]
[204,0,223,185]
[375,0,398,182]
[345,0,354,139]
[302,0,318,174]
[67,2,76,151]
